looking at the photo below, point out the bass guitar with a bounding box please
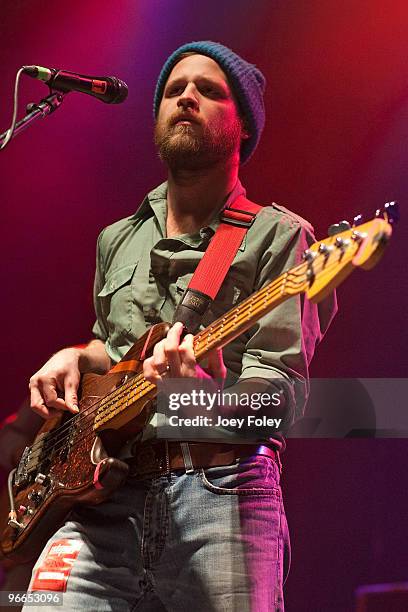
[0,204,398,563]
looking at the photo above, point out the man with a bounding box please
[26,42,336,611]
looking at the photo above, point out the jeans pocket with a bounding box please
[200,455,281,496]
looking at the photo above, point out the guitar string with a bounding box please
[32,219,376,458]
[68,246,331,424]
[25,270,305,464]
[25,277,291,464]
[29,267,345,466]
[24,249,351,465]
[24,247,356,465]
[25,262,298,460]
[24,253,345,468]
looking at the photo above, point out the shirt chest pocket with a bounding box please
[98,262,138,336]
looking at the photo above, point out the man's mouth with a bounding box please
[171,114,201,126]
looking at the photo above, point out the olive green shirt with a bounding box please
[92,180,337,429]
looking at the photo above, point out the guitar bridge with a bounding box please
[14,446,31,487]
[14,431,52,487]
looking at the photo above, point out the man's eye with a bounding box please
[202,86,225,98]
[202,86,217,95]
[167,86,183,96]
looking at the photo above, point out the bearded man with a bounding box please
[25,41,336,611]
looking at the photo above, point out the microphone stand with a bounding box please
[0,91,67,148]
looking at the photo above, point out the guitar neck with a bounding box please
[193,262,309,357]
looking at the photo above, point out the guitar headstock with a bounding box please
[303,202,398,302]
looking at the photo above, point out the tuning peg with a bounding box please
[352,214,363,227]
[328,220,351,236]
[302,249,318,262]
[376,201,400,225]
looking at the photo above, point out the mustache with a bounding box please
[168,112,202,127]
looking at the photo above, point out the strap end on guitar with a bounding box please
[93,457,129,490]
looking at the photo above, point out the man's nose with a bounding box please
[177,83,199,111]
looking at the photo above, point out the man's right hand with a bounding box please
[29,339,111,419]
[29,348,82,419]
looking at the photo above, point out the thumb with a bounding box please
[206,348,227,382]
[64,374,80,413]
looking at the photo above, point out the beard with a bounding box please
[154,113,242,171]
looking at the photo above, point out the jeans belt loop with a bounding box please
[180,442,195,474]
[257,444,282,475]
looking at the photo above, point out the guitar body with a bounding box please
[0,323,170,564]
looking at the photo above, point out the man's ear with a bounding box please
[240,118,250,140]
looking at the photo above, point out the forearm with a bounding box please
[220,376,295,428]
[77,339,111,374]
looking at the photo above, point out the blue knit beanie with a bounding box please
[153,41,266,164]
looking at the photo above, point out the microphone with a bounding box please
[22,65,128,104]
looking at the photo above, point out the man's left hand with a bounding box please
[143,322,226,385]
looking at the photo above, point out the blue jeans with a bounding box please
[25,455,290,611]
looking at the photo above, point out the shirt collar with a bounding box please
[207,178,246,233]
[133,178,246,237]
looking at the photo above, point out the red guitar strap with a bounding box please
[173,195,263,333]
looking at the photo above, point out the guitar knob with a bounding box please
[328,220,351,236]
[28,490,43,506]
